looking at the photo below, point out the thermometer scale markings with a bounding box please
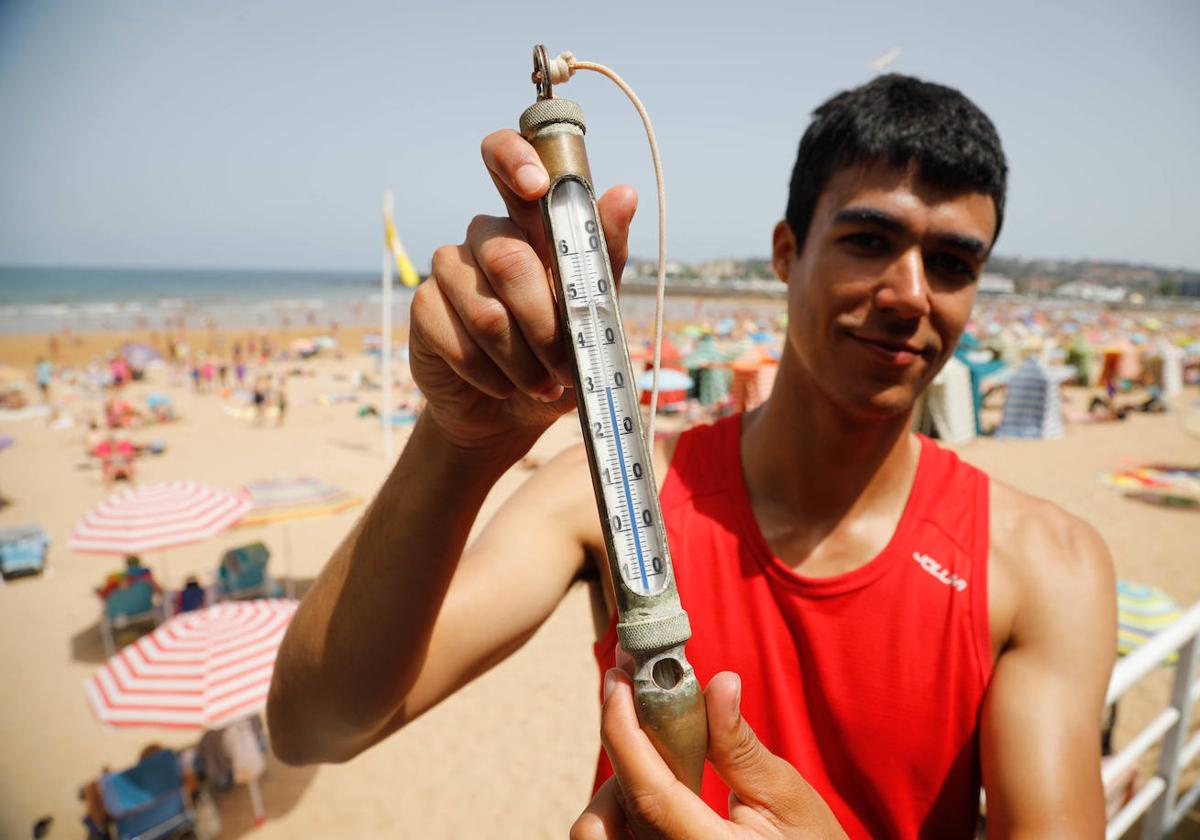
[556,185,661,594]
[604,385,650,591]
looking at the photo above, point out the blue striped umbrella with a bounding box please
[1117,579,1182,660]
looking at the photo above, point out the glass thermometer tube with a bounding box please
[520,53,707,796]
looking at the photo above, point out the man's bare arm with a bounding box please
[268,128,638,765]
[982,485,1117,838]
[268,420,592,765]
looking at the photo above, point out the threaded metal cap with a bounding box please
[519,98,586,138]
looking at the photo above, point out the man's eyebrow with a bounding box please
[834,206,988,257]
[833,207,906,233]
[931,232,988,258]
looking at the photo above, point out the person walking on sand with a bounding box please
[35,357,53,402]
[252,376,269,426]
[275,376,287,427]
[270,75,1115,839]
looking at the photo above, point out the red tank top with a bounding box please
[592,414,993,839]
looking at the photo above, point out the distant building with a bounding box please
[1055,281,1127,303]
[978,274,1015,296]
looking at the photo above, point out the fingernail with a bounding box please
[603,669,619,702]
[731,674,742,717]
[534,382,564,402]
[515,164,548,195]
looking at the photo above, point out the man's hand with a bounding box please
[409,128,638,458]
[571,670,847,839]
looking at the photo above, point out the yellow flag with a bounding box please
[384,209,421,288]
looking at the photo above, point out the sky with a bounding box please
[1,0,1198,273]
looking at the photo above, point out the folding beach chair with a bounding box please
[101,579,163,657]
[99,749,193,840]
[218,542,275,600]
[0,524,49,580]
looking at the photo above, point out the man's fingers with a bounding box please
[466,214,570,388]
[409,278,515,400]
[431,239,561,403]
[481,129,550,259]
[569,777,629,840]
[596,185,638,286]
[600,669,723,837]
[482,129,639,285]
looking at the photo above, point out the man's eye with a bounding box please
[928,253,974,279]
[844,233,888,253]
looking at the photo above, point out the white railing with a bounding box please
[1104,602,1200,840]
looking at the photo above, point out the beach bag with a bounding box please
[194,787,222,839]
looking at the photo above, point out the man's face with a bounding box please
[773,162,997,420]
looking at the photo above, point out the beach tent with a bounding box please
[916,356,975,444]
[684,335,733,407]
[1157,342,1185,397]
[994,356,1064,440]
[954,347,1006,434]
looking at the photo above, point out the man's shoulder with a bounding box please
[986,477,1115,647]
[987,479,1109,572]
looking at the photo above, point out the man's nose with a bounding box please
[874,247,931,318]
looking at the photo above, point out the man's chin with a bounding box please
[839,385,920,422]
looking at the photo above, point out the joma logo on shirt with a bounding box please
[912,551,968,592]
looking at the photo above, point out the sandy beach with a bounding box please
[1,320,1198,839]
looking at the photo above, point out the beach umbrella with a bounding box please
[70,481,252,556]
[238,477,362,596]
[636,369,693,392]
[85,598,297,824]
[238,477,362,527]
[1117,580,1183,659]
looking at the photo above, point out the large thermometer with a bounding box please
[520,45,707,794]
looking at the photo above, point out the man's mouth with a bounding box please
[848,333,927,366]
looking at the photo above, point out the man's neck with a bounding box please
[740,352,922,574]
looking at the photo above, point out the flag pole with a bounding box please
[382,190,395,462]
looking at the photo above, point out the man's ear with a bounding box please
[771,220,797,284]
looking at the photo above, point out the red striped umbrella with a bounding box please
[70,481,252,555]
[84,599,297,729]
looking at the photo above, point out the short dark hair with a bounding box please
[785,74,1007,252]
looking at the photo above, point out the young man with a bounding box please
[268,75,1116,838]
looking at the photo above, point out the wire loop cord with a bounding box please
[550,52,668,449]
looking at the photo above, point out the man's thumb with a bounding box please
[705,672,793,805]
[596,185,637,285]
[705,672,844,837]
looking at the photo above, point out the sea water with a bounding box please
[0,265,412,334]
